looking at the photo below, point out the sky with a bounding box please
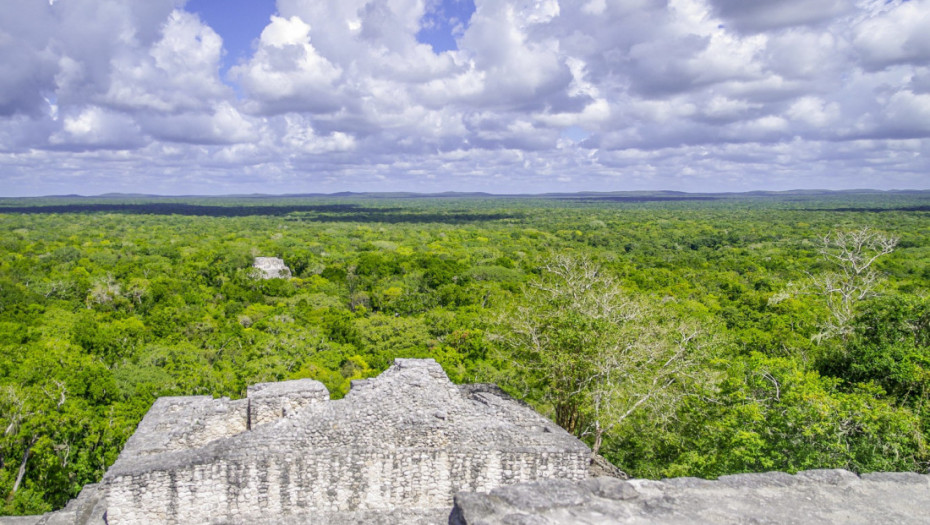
[1,0,929,196]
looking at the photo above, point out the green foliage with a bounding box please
[494,255,715,456]
[819,295,930,410]
[1,192,930,514]
[609,353,925,478]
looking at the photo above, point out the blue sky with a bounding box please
[415,0,476,52]
[188,0,477,72]
[187,0,278,72]
[1,0,929,196]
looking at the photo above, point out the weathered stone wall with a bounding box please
[120,396,248,456]
[247,378,329,427]
[88,359,589,524]
[105,450,587,524]
[119,377,329,457]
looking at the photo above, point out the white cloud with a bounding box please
[883,90,930,136]
[232,15,343,115]
[0,0,929,195]
[49,106,144,149]
[581,0,607,16]
[787,96,840,128]
[0,1,59,116]
[105,10,230,113]
[700,96,760,122]
[457,2,570,105]
[764,29,842,80]
[141,102,257,145]
[282,114,356,153]
[853,0,930,70]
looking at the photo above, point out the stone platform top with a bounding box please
[451,469,930,524]
[105,358,586,480]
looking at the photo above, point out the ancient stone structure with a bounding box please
[251,256,291,279]
[451,469,930,524]
[6,359,928,525]
[20,359,588,524]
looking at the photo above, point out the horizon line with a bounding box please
[3,188,929,200]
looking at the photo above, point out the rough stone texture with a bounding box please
[119,396,249,456]
[7,358,925,525]
[0,518,41,525]
[246,378,329,427]
[16,359,588,525]
[117,377,327,458]
[588,454,628,480]
[450,469,930,524]
[251,257,291,279]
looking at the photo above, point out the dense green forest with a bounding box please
[1,191,929,515]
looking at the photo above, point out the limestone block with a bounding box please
[247,378,329,428]
[120,396,249,456]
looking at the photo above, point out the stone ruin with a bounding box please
[451,469,930,524]
[252,257,291,279]
[5,359,928,525]
[19,359,589,524]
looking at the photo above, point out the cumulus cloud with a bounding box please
[787,96,840,129]
[281,113,357,154]
[232,15,343,114]
[882,90,930,137]
[853,0,930,70]
[0,0,929,195]
[104,10,230,113]
[141,102,257,145]
[49,106,145,150]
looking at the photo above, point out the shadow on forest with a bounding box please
[557,196,720,203]
[0,203,520,223]
[803,206,930,213]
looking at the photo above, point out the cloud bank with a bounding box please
[1,0,928,195]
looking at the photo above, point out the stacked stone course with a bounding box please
[4,358,928,525]
[24,358,589,524]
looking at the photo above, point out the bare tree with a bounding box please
[496,255,636,433]
[811,228,897,341]
[496,255,710,456]
[1,386,36,496]
[583,322,710,456]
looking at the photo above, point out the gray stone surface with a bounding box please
[119,395,249,457]
[247,378,329,427]
[7,359,926,525]
[16,359,588,525]
[252,257,291,279]
[450,469,930,525]
[588,454,628,480]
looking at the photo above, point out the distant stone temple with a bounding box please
[22,359,589,524]
[252,257,291,279]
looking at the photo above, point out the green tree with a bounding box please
[496,255,710,456]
